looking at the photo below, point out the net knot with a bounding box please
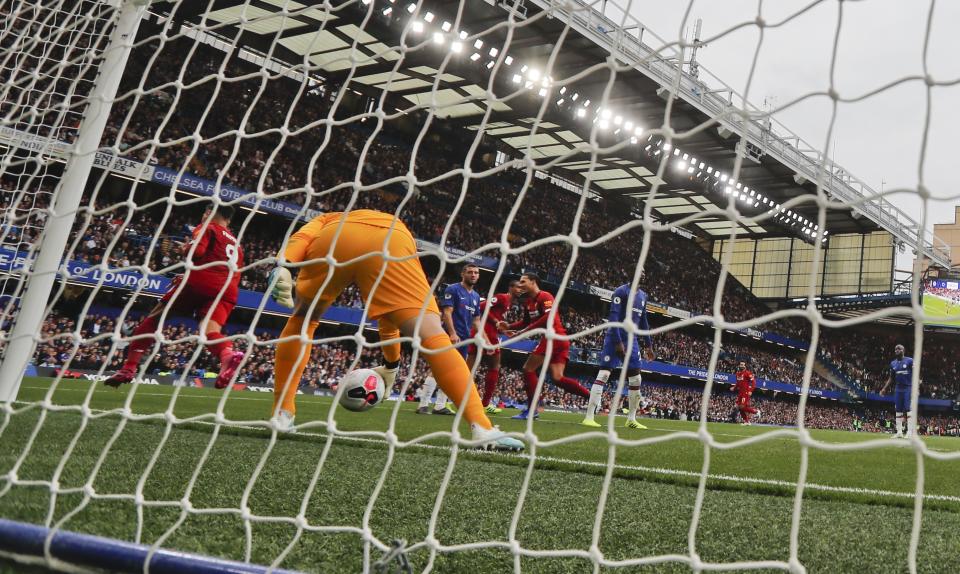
[373,539,412,574]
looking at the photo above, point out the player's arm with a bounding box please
[609,291,627,356]
[471,311,483,339]
[187,227,211,259]
[441,306,460,343]
[637,297,655,361]
[439,286,460,343]
[269,216,328,309]
[879,369,893,395]
[511,297,553,335]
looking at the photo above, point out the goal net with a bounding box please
[0,0,954,572]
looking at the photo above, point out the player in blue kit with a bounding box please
[581,282,656,429]
[418,263,482,415]
[879,344,916,438]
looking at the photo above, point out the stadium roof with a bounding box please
[156,0,950,263]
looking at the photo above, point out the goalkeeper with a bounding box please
[267,209,522,451]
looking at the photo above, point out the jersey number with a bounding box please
[225,243,239,265]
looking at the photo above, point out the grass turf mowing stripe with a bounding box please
[11,400,959,506]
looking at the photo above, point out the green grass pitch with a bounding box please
[923,294,960,328]
[2,377,959,573]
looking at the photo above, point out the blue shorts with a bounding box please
[599,335,642,371]
[894,387,912,413]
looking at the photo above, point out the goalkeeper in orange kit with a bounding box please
[266,209,522,451]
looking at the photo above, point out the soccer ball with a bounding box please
[338,368,385,412]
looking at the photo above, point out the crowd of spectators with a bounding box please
[820,329,960,399]
[6,32,959,404]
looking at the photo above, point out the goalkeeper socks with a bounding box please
[554,376,590,399]
[522,371,540,409]
[273,315,320,416]
[482,368,499,406]
[123,314,160,371]
[205,331,232,358]
[419,376,437,409]
[419,333,491,430]
[585,383,604,421]
[377,318,402,364]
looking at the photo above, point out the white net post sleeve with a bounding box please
[0,0,147,401]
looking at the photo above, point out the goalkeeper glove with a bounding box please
[268,267,294,308]
[373,364,398,389]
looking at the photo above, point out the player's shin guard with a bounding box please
[123,314,161,371]
[420,333,491,430]
[482,368,499,407]
[627,374,642,421]
[273,315,320,416]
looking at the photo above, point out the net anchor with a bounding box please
[373,539,412,574]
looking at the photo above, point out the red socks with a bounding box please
[482,368,499,407]
[523,371,539,408]
[205,331,233,359]
[122,315,159,371]
[555,376,591,398]
[522,370,591,408]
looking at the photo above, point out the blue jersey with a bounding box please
[890,357,914,388]
[607,284,652,348]
[440,283,480,340]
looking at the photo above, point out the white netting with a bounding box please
[0,0,959,573]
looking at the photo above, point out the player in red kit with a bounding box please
[498,273,591,420]
[467,280,521,414]
[104,205,245,390]
[734,361,760,425]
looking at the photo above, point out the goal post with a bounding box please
[0,0,147,402]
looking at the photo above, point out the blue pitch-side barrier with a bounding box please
[0,518,301,574]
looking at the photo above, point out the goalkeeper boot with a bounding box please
[415,406,431,415]
[271,409,295,434]
[432,406,456,416]
[624,419,648,430]
[471,424,524,452]
[103,368,135,388]
[484,405,503,414]
[215,351,245,390]
[580,417,602,428]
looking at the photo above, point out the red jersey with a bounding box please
[508,290,566,335]
[735,369,756,395]
[185,221,243,294]
[481,292,512,325]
